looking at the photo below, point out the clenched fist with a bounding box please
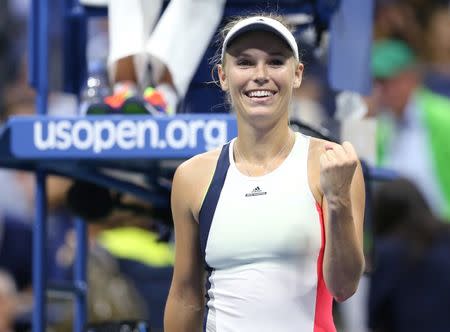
[319,141,359,201]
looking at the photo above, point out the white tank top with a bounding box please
[198,133,335,332]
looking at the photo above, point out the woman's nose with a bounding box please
[253,63,269,84]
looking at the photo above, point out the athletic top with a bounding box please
[199,133,335,332]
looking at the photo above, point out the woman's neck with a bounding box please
[235,123,294,164]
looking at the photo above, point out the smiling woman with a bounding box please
[219,29,302,128]
[164,14,366,332]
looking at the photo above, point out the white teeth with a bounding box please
[248,90,274,98]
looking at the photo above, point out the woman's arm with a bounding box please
[320,141,366,302]
[164,162,205,332]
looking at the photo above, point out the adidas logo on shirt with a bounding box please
[245,186,267,197]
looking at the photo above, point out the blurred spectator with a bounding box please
[371,39,450,218]
[51,232,148,332]
[0,80,76,275]
[0,0,9,115]
[96,206,173,332]
[369,178,450,332]
[0,0,26,92]
[419,0,450,97]
[0,216,32,293]
[0,270,18,332]
[373,0,423,54]
[7,0,64,90]
[82,0,226,115]
[0,215,33,331]
[0,79,76,330]
[0,85,36,221]
[427,7,450,66]
[65,181,173,332]
[374,0,450,97]
[97,219,173,332]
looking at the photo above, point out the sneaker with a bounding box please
[86,82,155,115]
[85,83,173,116]
[143,87,175,116]
[121,95,159,115]
[103,83,138,112]
[84,101,116,115]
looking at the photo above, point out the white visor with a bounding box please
[221,16,299,62]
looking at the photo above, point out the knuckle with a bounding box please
[322,164,332,172]
[349,158,358,165]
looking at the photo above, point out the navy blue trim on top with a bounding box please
[203,266,214,332]
[198,142,231,265]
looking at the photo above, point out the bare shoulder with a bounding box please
[172,148,222,221]
[174,148,222,185]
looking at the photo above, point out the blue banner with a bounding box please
[10,114,238,159]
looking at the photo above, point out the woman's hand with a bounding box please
[319,141,359,206]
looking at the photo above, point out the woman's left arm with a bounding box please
[320,141,365,302]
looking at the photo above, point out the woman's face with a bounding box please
[219,31,303,124]
[426,9,450,64]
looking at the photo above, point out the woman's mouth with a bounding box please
[244,90,277,103]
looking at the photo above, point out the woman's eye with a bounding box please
[237,59,252,66]
[269,59,285,66]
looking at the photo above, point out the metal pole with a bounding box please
[74,218,88,332]
[36,0,49,112]
[32,0,49,330]
[33,170,47,332]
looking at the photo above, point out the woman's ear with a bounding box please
[218,64,228,91]
[293,62,304,88]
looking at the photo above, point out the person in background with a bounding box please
[371,39,450,219]
[0,215,34,332]
[90,0,226,115]
[369,178,450,332]
[373,0,423,52]
[417,0,450,101]
[63,181,174,332]
[0,270,18,332]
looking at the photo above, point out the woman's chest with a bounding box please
[204,174,322,269]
